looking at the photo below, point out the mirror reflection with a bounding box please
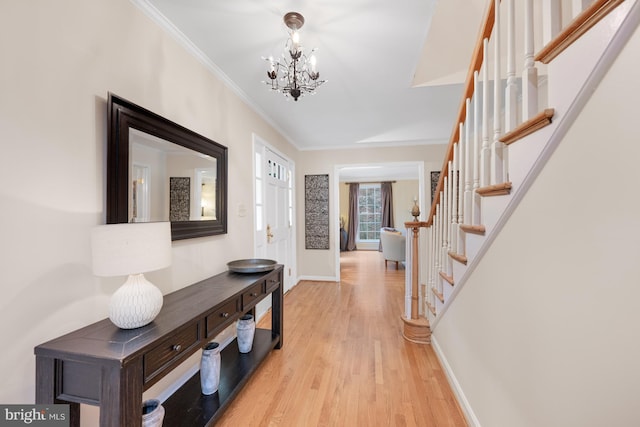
[130,129,217,223]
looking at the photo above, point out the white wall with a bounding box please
[0,0,296,423]
[433,18,640,426]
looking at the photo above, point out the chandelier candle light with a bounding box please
[263,12,326,101]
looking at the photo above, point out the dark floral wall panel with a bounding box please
[170,177,190,221]
[305,174,330,250]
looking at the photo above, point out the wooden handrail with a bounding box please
[427,0,498,226]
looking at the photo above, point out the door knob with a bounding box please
[267,224,274,243]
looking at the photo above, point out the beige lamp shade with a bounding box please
[91,222,172,329]
[91,222,172,276]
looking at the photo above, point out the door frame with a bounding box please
[252,133,297,291]
[333,161,425,281]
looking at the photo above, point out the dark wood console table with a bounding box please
[35,265,283,426]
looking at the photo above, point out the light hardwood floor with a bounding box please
[218,250,467,426]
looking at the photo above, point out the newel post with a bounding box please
[401,221,431,344]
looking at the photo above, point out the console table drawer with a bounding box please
[206,297,240,338]
[241,282,265,309]
[144,322,201,384]
[265,271,281,293]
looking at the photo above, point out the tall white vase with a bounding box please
[236,314,255,353]
[200,342,221,395]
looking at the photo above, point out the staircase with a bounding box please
[403,0,639,334]
[402,1,640,424]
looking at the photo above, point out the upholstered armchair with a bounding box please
[380,228,405,269]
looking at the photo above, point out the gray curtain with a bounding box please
[379,181,394,251]
[346,183,359,251]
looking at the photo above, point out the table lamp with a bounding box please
[91,222,172,329]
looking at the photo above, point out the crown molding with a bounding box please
[129,0,299,149]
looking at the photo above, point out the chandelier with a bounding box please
[263,12,326,101]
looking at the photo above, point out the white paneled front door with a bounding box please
[254,137,294,294]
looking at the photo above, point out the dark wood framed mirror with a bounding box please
[107,93,227,240]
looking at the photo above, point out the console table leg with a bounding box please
[69,403,80,427]
[35,356,80,427]
[273,276,284,349]
[99,362,143,426]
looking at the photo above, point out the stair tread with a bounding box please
[535,0,624,64]
[448,251,468,265]
[426,302,436,316]
[460,224,486,235]
[477,182,512,197]
[439,271,454,286]
[431,287,444,303]
[500,109,555,145]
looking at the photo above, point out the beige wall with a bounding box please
[392,180,420,227]
[434,20,640,426]
[0,0,297,420]
[297,145,446,279]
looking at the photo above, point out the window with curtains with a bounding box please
[357,184,382,241]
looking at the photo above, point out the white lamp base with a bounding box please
[109,273,164,329]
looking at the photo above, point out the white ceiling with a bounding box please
[134,0,486,156]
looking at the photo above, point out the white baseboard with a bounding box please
[297,275,338,282]
[431,335,481,427]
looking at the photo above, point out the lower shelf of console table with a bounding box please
[163,328,278,426]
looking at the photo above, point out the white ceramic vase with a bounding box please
[142,399,164,427]
[200,342,221,395]
[236,314,255,353]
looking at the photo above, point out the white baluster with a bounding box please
[505,0,518,132]
[542,0,562,46]
[450,149,458,257]
[492,0,505,184]
[428,225,434,310]
[572,0,590,18]
[522,0,539,120]
[440,186,449,271]
[418,263,423,317]
[435,199,440,276]
[440,196,445,295]
[429,221,438,307]
[431,221,436,302]
[444,171,451,277]
[438,205,444,296]
[464,98,473,226]
[432,212,438,298]
[457,123,465,253]
[473,70,482,225]
[481,38,491,188]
